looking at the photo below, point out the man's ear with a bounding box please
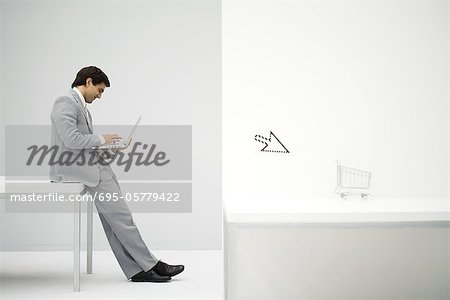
[85,78,92,86]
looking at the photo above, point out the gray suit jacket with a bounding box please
[50,89,104,187]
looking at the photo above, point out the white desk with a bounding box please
[225,197,450,223]
[224,197,450,300]
[2,180,90,292]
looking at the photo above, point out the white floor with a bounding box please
[0,250,224,300]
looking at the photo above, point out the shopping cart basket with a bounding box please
[335,161,371,199]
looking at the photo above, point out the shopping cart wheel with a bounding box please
[340,193,347,200]
[361,193,369,199]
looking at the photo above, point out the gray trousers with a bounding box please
[84,163,159,279]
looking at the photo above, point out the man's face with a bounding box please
[85,78,107,103]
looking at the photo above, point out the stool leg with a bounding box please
[74,201,81,292]
[87,199,93,274]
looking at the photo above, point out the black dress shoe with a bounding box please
[152,260,185,277]
[131,269,171,282]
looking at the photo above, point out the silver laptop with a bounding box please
[95,115,142,149]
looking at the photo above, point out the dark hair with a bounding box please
[71,66,110,88]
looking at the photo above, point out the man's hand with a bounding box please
[103,134,122,144]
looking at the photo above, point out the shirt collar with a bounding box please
[72,87,87,108]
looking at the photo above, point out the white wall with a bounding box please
[223,0,449,209]
[0,1,3,178]
[0,0,222,250]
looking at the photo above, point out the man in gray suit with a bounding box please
[50,66,184,282]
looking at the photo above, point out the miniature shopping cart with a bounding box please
[335,161,372,199]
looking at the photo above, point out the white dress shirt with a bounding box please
[72,87,105,145]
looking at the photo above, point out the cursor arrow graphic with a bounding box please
[254,131,289,153]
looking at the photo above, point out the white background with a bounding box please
[222,0,449,209]
[0,0,222,251]
[0,0,449,251]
